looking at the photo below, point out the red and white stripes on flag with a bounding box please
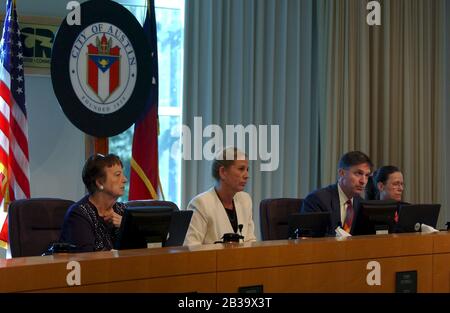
[0,0,30,246]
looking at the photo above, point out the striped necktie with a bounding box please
[343,199,354,233]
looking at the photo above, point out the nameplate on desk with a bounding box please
[147,242,163,249]
[396,271,417,293]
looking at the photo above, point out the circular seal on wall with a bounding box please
[51,0,151,137]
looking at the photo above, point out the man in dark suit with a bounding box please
[301,151,373,235]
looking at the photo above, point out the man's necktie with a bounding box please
[343,199,354,233]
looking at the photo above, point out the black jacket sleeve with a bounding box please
[60,209,95,252]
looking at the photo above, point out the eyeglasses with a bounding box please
[390,182,404,188]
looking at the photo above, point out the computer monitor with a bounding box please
[288,212,331,238]
[115,206,173,250]
[165,210,193,247]
[352,200,398,236]
[396,204,441,233]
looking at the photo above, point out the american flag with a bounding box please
[0,0,30,246]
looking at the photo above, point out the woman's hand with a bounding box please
[111,212,122,228]
[103,211,122,228]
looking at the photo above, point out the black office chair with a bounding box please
[259,198,303,240]
[8,198,74,257]
[126,199,179,211]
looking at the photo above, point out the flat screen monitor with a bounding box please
[165,210,193,247]
[396,204,441,233]
[115,206,173,250]
[352,200,398,236]
[288,212,331,238]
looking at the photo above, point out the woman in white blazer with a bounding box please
[183,147,257,246]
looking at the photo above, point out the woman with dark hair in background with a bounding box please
[60,154,128,252]
[369,165,406,223]
[373,165,404,202]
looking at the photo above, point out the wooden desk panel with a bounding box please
[0,248,216,292]
[217,255,432,292]
[216,233,433,271]
[431,231,450,292]
[1,233,448,293]
[42,273,216,293]
[432,254,450,292]
[432,231,450,253]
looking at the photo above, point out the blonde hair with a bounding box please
[211,147,247,181]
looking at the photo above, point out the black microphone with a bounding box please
[294,228,299,239]
[215,225,245,244]
[238,224,245,241]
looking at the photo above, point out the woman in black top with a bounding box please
[372,165,407,224]
[373,165,404,202]
[60,154,128,252]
